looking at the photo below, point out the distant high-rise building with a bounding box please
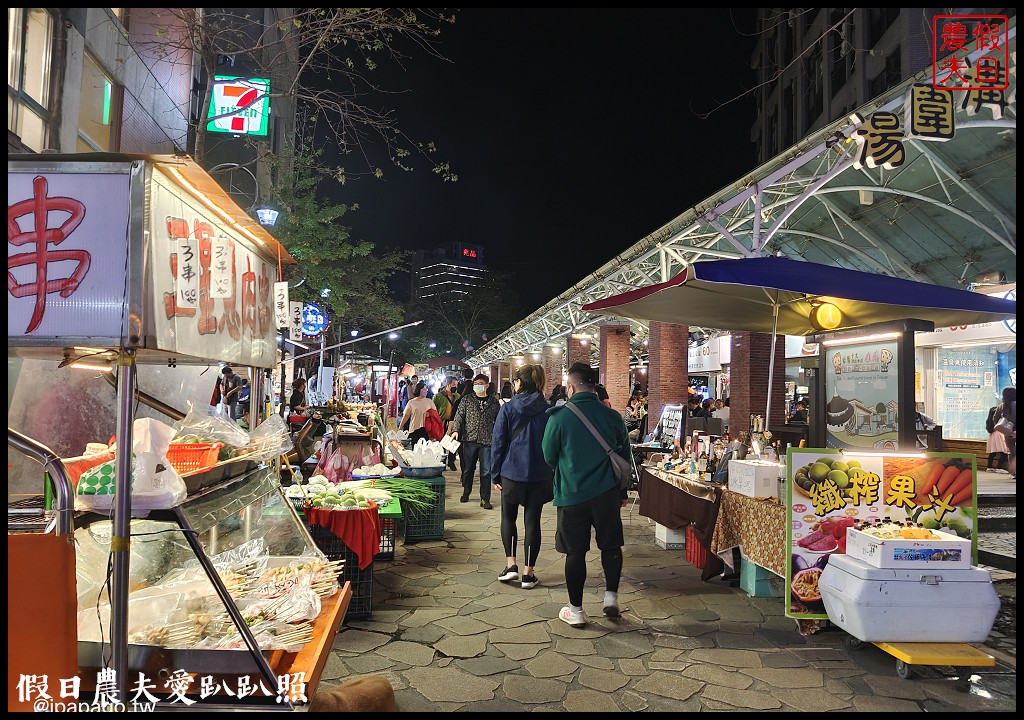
[750,8,1015,164]
[412,243,487,300]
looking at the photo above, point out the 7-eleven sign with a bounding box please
[207,76,270,136]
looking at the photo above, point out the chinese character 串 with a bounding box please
[8,176,92,333]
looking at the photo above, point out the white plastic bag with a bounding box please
[76,417,187,512]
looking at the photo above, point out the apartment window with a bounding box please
[77,53,120,152]
[868,46,902,100]
[803,43,823,130]
[8,8,53,151]
[868,7,900,48]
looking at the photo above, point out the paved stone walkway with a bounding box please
[320,469,1016,711]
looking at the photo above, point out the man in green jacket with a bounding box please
[542,362,630,628]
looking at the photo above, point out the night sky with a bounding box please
[339,8,760,315]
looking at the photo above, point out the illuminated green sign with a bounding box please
[206,76,270,136]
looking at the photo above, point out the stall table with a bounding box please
[710,489,787,577]
[638,466,725,580]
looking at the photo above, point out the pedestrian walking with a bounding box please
[451,374,501,508]
[542,362,630,627]
[490,363,553,590]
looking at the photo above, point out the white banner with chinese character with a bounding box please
[8,170,131,339]
[273,281,290,330]
[148,169,277,367]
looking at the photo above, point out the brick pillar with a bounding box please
[599,323,632,411]
[647,321,689,426]
[729,331,787,438]
[541,344,564,397]
[509,355,526,382]
[488,363,499,385]
[567,335,591,368]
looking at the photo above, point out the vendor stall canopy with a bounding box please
[466,22,1017,365]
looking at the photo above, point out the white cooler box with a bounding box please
[728,460,783,497]
[818,552,999,643]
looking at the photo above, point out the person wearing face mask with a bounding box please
[450,374,501,508]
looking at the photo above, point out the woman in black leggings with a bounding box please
[489,364,554,589]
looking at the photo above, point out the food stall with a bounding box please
[8,153,350,709]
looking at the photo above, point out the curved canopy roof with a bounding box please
[467,24,1017,366]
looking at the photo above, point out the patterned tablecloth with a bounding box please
[710,489,787,577]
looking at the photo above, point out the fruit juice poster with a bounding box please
[822,340,900,451]
[785,448,977,620]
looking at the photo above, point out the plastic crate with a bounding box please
[375,498,402,561]
[306,524,373,620]
[684,525,708,569]
[165,442,222,475]
[401,476,446,542]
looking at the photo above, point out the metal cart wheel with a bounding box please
[895,659,912,679]
[845,636,865,651]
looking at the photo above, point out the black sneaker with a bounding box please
[480,500,493,510]
[520,574,539,589]
[460,494,470,503]
[498,565,520,583]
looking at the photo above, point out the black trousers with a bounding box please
[460,441,492,502]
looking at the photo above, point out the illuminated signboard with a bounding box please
[207,76,270,136]
[301,302,329,337]
[462,248,477,258]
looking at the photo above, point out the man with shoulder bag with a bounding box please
[542,363,631,628]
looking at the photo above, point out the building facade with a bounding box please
[411,243,487,301]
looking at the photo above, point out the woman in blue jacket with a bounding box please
[490,364,553,590]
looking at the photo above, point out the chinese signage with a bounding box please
[822,339,900,451]
[301,302,329,337]
[206,76,271,136]
[149,169,277,367]
[786,448,977,620]
[932,15,1009,91]
[8,171,131,339]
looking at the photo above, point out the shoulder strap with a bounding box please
[564,401,613,453]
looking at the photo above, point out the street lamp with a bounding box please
[255,207,279,227]
[429,342,437,349]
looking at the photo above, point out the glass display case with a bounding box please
[74,467,351,709]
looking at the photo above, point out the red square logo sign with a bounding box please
[932,15,1009,90]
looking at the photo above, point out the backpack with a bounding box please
[424,407,445,441]
[986,406,998,434]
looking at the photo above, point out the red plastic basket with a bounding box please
[684,525,707,569]
[165,442,222,475]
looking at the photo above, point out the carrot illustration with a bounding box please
[935,464,963,495]
[943,468,974,502]
[914,460,946,498]
[949,485,973,506]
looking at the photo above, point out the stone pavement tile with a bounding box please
[577,666,631,692]
[770,687,852,711]
[575,655,615,669]
[762,649,812,667]
[850,694,926,712]
[649,647,684,662]
[331,628,392,653]
[632,670,704,701]
[689,647,764,668]
[702,684,784,709]
[489,623,552,644]
[682,663,755,689]
[381,594,436,607]
[403,666,500,703]
[340,653,396,674]
[400,625,446,643]
[454,656,520,676]
[502,674,569,704]
[434,634,487,658]
[399,605,459,627]
[563,688,624,711]
[716,630,778,649]
[377,640,436,666]
[648,661,689,670]
[741,666,824,688]
[525,650,579,678]
[554,637,597,655]
[438,595,477,610]
[319,651,347,681]
[493,642,544,661]
[618,657,647,675]
[433,614,493,635]
[471,605,549,628]
[594,631,656,658]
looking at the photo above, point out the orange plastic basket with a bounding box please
[165,442,223,475]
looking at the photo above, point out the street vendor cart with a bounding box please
[8,153,350,710]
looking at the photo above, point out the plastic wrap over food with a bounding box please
[172,403,251,448]
[247,414,292,460]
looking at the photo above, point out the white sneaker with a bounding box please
[558,605,588,628]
